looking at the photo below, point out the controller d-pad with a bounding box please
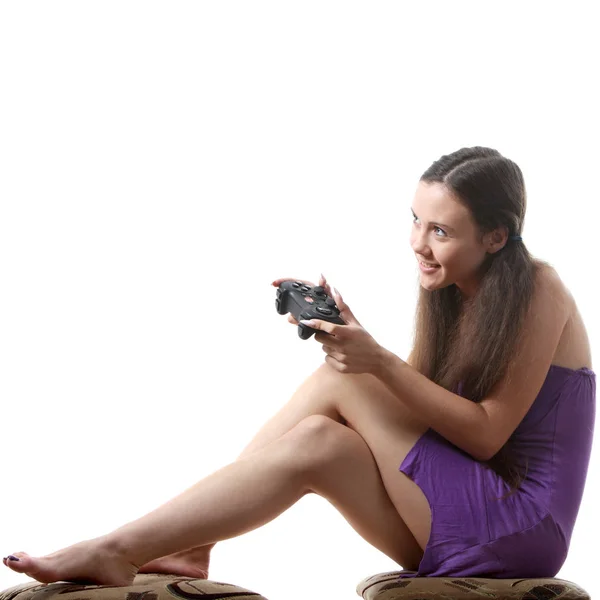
[316,307,333,315]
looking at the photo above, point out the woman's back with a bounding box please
[551,276,593,370]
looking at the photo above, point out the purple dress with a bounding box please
[398,364,596,578]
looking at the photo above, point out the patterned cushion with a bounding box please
[357,571,591,600]
[0,574,267,600]
[1,571,590,600]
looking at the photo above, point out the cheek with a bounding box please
[436,250,463,274]
[443,250,478,275]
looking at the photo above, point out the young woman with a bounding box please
[4,146,595,583]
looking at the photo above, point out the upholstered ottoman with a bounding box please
[0,574,267,600]
[357,570,591,599]
[0,571,591,600]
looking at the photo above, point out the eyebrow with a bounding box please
[411,208,456,233]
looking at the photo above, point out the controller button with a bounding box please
[300,312,312,320]
[301,285,311,292]
[293,282,301,288]
[316,307,333,315]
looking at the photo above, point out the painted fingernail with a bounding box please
[7,555,20,562]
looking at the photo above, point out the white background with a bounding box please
[1,2,598,599]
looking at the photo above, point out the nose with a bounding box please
[410,228,430,255]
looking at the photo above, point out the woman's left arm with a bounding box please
[374,268,570,462]
[374,351,493,461]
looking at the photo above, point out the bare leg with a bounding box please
[139,363,347,577]
[4,415,424,584]
[139,364,430,578]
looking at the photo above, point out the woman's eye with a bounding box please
[412,216,447,237]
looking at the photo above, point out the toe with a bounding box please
[5,552,29,573]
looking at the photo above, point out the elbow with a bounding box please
[472,445,497,462]
[472,435,505,462]
[470,444,496,462]
[471,406,500,462]
[467,433,499,462]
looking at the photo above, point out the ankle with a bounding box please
[100,533,142,566]
[177,544,215,559]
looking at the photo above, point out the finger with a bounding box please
[324,354,346,373]
[288,314,299,324]
[272,277,315,288]
[328,288,347,321]
[300,318,336,336]
[315,331,337,344]
[272,277,295,287]
[332,287,345,307]
[318,273,334,296]
[331,288,360,326]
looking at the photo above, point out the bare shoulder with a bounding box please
[542,264,593,371]
[537,263,572,309]
[478,262,574,457]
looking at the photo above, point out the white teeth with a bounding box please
[420,261,439,268]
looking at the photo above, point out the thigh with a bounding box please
[297,416,426,570]
[319,364,433,551]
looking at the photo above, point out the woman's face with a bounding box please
[409,181,505,299]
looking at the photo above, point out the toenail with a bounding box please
[7,555,20,561]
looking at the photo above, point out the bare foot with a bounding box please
[138,544,213,579]
[2,539,138,585]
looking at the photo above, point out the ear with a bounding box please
[485,226,509,254]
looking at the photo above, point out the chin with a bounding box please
[419,279,442,291]
[418,274,454,293]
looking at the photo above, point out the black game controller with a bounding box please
[275,281,345,340]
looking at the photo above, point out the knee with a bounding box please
[284,415,357,472]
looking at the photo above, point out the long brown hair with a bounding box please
[410,146,550,492]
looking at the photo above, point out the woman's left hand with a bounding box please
[300,287,386,375]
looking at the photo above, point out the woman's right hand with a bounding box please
[271,274,333,324]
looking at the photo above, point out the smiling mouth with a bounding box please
[418,259,440,268]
